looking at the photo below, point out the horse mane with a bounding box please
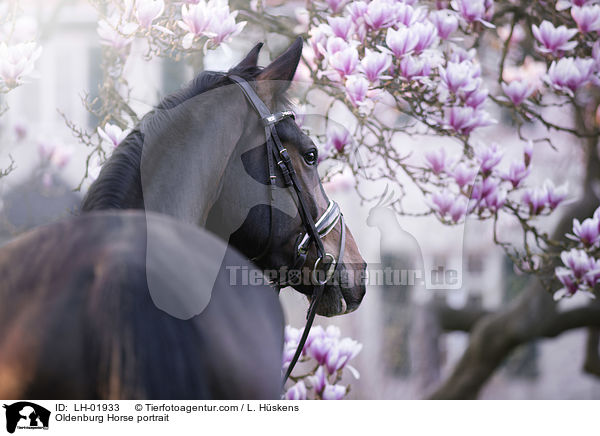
[80,64,268,212]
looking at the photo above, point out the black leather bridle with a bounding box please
[229,75,346,387]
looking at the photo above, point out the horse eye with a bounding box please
[303,150,318,165]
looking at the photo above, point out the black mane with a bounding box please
[80,65,263,212]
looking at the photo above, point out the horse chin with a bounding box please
[310,285,352,317]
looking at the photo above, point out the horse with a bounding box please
[0,38,366,399]
[0,211,284,399]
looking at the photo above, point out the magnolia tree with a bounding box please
[0,2,43,179]
[5,0,600,399]
[235,0,600,398]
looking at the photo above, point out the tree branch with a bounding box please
[429,124,600,399]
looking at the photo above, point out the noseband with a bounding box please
[229,75,346,387]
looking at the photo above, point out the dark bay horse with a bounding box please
[0,38,365,399]
[0,211,283,399]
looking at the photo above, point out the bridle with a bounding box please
[228,75,346,387]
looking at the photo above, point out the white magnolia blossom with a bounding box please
[98,123,129,148]
[0,42,42,90]
[135,0,165,29]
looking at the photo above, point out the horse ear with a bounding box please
[234,42,263,70]
[256,37,303,94]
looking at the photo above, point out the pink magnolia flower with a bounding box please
[465,88,488,109]
[345,74,369,106]
[584,259,600,288]
[501,160,530,188]
[501,79,535,105]
[135,0,164,29]
[429,9,459,40]
[308,366,328,394]
[449,196,469,222]
[98,123,129,148]
[424,147,453,174]
[325,36,349,57]
[532,21,578,56]
[561,248,595,279]
[443,106,494,135]
[398,55,431,79]
[347,2,369,23]
[449,46,476,63]
[327,16,354,41]
[430,189,455,215]
[284,325,301,346]
[208,7,246,45]
[412,21,438,53]
[329,45,359,78]
[484,187,507,212]
[453,0,493,25]
[302,325,325,355]
[322,384,347,400]
[544,180,568,209]
[324,337,362,374]
[555,252,600,300]
[359,49,392,82]
[394,3,418,27]
[385,27,418,57]
[571,5,600,33]
[308,24,329,60]
[364,0,398,30]
[451,163,478,188]
[546,57,595,95]
[325,0,348,14]
[179,2,213,48]
[306,334,334,365]
[471,177,498,202]
[554,268,581,300]
[570,217,600,246]
[522,187,548,215]
[326,124,351,153]
[285,381,307,400]
[439,61,480,95]
[475,143,503,175]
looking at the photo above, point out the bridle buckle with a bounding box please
[312,253,337,286]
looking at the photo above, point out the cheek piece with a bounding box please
[228,75,346,389]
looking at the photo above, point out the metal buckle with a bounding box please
[312,253,337,285]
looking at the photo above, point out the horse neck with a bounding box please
[80,130,145,212]
[82,87,248,227]
[139,88,248,227]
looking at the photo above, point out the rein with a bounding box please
[228,75,346,388]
